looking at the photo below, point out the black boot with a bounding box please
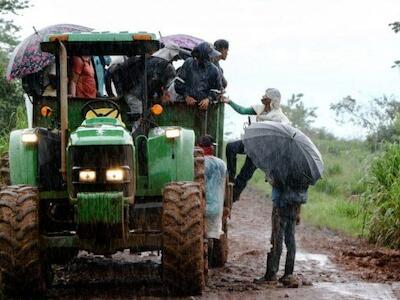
[232,185,241,202]
[254,254,278,283]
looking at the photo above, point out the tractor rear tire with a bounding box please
[162,181,205,296]
[0,185,47,297]
[194,146,208,276]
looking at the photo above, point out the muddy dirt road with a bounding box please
[49,187,400,299]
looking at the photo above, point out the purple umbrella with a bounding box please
[6,24,92,81]
[161,34,205,51]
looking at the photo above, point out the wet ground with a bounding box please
[48,187,400,299]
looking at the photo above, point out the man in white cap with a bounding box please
[223,88,290,202]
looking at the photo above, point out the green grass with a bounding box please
[242,137,373,237]
[301,138,372,236]
[302,189,366,237]
[362,143,400,248]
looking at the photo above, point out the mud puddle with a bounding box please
[314,282,399,300]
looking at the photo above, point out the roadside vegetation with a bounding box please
[362,143,400,248]
[295,138,370,237]
[0,1,28,156]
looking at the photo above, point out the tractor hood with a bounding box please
[69,117,133,146]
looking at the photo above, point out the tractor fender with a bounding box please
[136,127,195,195]
[9,129,38,186]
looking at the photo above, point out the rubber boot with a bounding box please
[232,185,241,202]
[254,254,277,283]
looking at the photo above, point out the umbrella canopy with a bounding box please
[160,34,205,51]
[243,121,324,187]
[6,24,92,80]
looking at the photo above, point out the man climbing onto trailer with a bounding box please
[223,88,290,202]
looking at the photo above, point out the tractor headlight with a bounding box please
[21,133,38,144]
[79,169,96,182]
[106,168,124,182]
[165,128,181,139]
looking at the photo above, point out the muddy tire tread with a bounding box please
[0,185,46,296]
[194,147,208,278]
[162,181,205,295]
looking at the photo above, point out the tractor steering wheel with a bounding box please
[81,99,121,119]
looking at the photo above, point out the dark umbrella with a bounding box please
[6,24,92,80]
[160,34,205,51]
[243,121,324,186]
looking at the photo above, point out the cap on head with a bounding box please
[198,134,214,147]
[264,88,281,109]
[214,39,229,51]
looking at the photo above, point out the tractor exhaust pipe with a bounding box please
[59,42,68,180]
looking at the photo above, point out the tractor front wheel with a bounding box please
[162,181,205,295]
[0,185,47,297]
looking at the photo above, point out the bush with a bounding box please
[363,143,400,248]
[0,105,27,156]
[349,179,367,195]
[0,65,24,129]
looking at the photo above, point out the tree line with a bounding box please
[0,0,28,134]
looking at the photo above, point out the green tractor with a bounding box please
[0,31,232,297]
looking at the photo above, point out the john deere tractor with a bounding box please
[0,31,232,297]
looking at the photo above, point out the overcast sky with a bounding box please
[12,0,400,139]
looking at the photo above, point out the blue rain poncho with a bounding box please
[204,156,226,239]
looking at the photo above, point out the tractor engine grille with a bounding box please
[69,145,134,198]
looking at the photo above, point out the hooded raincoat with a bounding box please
[175,42,222,102]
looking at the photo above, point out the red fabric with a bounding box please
[72,56,96,98]
[201,146,214,156]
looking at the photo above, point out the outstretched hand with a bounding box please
[221,96,230,104]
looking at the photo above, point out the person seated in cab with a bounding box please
[92,56,111,97]
[175,42,223,110]
[68,56,97,98]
